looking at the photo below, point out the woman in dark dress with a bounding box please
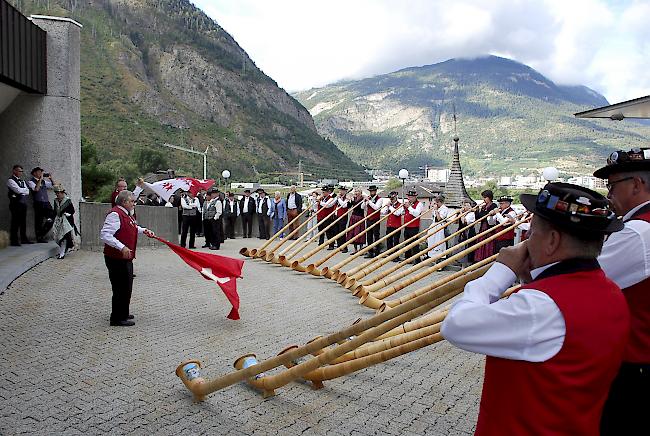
[346,189,367,254]
[472,189,498,262]
[457,200,477,263]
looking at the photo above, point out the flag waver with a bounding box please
[155,237,244,319]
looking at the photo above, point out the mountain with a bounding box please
[294,55,650,176]
[10,0,366,199]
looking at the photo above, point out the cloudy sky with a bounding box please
[192,0,649,103]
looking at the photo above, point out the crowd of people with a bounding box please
[7,164,77,259]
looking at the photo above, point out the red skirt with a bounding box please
[473,224,496,262]
[347,215,366,245]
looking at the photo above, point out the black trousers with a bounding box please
[195,215,203,236]
[336,216,349,248]
[181,215,197,247]
[203,218,214,246]
[211,219,222,249]
[258,216,271,239]
[324,218,337,248]
[225,216,237,239]
[403,227,419,259]
[366,219,381,254]
[105,256,133,322]
[386,227,401,251]
[318,218,331,245]
[34,201,54,240]
[9,202,28,244]
[241,213,253,238]
[601,362,650,436]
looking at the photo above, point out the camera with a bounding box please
[43,173,50,178]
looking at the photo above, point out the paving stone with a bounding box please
[0,237,485,434]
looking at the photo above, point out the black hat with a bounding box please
[520,182,623,235]
[327,184,336,190]
[498,196,513,203]
[244,189,251,193]
[337,185,349,191]
[368,185,378,191]
[594,147,650,179]
[389,191,398,197]
[207,187,218,194]
[407,190,418,197]
[30,166,44,175]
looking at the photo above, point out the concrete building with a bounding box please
[0,2,81,240]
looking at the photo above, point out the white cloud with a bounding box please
[192,0,649,103]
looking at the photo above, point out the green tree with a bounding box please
[132,146,168,174]
[385,178,402,190]
[81,136,114,200]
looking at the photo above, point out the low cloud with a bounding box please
[193,0,649,103]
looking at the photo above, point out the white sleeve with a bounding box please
[8,179,30,195]
[408,202,423,218]
[27,180,37,190]
[599,220,650,289]
[441,262,566,362]
[368,198,382,211]
[487,214,498,225]
[337,197,349,207]
[214,201,223,219]
[100,212,125,251]
[465,212,476,224]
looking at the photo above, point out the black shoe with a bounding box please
[132,273,137,278]
[37,238,48,243]
[189,246,196,249]
[10,242,21,247]
[127,314,134,320]
[21,240,34,244]
[365,253,374,259]
[202,244,209,248]
[392,258,401,263]
[341,249,348,253]
[209,246,219,250]
[110,320,135,327]
[326,246,335,251]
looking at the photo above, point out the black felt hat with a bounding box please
[368,185,378,191]
[30,166,44,175]
[389,191,399,197]
[520,182,623,235]
[407,190,418,197]
[594,147,650,179]
[498,196,514,203]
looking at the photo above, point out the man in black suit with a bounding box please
[223,192,240,239]
[286,185,303,240]
[256,189,272,239]
[239,189,256,238]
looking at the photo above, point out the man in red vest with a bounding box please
[488,195,517,253]
[100,190,155,326]
[384,191,403,255]
[318,185,337,249]
[403,189,423,263]
[442,182,629,436]
[594,147,650,435]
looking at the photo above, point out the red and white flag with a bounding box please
[182,178,215,196]
[155,237,244,320]
[134,178,215,202]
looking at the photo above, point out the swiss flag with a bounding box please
[155,237,244,320]
[182,178,215,196]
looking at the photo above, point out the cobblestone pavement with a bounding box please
[0,236,484,435]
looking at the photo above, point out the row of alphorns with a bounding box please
[238,199,530,313]
[174,206,531,400]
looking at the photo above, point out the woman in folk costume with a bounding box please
[473,189,498,262]
[426,194,450,258]
[346,188,367,254]
[52,185,77,259]
[458,200,477,263]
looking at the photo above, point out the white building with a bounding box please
[567,176,606,190]
[427,168,450,183]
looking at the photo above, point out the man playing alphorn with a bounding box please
[442,182,629,435]
[488,195,517,253]
[365,185,383,258]
[383,191,403,257]
[318,185,337,249]
[334,186,350,252]
[594,148,650,436]
[402,189,423,264]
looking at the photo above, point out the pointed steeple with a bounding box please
[444,135,475,207]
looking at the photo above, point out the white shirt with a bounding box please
[212,199,223,219]
[367,195,382,214]
[181,197,200,211]
[257,197,271,214]
[320,195,337,208]
[599,200,650,289]
[432,204,449,222]
[462,211,476,225]
[337,196,349,208]
[441,262,566,362]
[488,207,517,226]
[27,178,53,191]
[242,196,252,213]
[406,201,424,218]
[287,193,297,209]
[7,177,30,195]
[100,206,146,251]
[383,201,404,216]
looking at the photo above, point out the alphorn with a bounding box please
[291,204,402,272]
[260,209,320,261]
[240,207,310,258]
[306,205,407,277]
[175,265,489,400]
[356,213,528,296]
[341,206,480,288]
[357,217,530,308]
[262,206,339,263]
[328,204,458,283]
[347,209,475,289]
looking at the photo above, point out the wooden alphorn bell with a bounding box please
[357,216,530,307]
[326,203,442,283]
[276,206,344,267]
[359,254,498,309]
[174,265,489,400]
[306,204,406,278]
[261,206,337,263]
[347,209,478,293]
[240,207,310,258]
[291,204,400,273]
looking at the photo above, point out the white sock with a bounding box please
[58,242,66,257]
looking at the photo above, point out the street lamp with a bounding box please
[160,143,209,179]
[542,167,559,182]
[398,168,409,201]
[222,169,231,191]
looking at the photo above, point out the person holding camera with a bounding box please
[180,191,200,248]
[27,167,55,243]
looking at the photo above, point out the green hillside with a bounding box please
[9,0,367,200]
[295,56,650,177]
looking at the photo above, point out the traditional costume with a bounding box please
[365,185,382,258]
[383,192,403,254]
[52,185,77,259]
[335,187,350,252]
[473,199,498,262]
[489,196,517,253]
[403,190,423,262]
[318,185,337,249]
[427,195,450,258]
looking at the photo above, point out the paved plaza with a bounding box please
[0,237,484,435]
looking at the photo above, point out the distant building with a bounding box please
[567,176,606,190]
[427,168,450,183]
[230,182,261,191]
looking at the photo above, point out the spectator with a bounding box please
[270,191,288,239]
[7,164,31,246]
[306,191,319,239]
[52,185,76,259]
[223,192,240,239]
[239,189,256,238]
[180,191,200,249]
[110,178,127,207]
[27,167,55,242]
[286,185,303,239]
[256,189,272,239]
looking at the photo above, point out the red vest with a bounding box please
[367,195,381,221]
[103,206,138,259]
[317,195,335,221]
[386,203,402,228]
[404,200,421,228]
[495,206,515,241]
[476,261,629,436]
[622,209,650,363]
[336,197,349,217]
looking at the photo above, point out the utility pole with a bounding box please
[160,143,210,180]
[298,160,304,187]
